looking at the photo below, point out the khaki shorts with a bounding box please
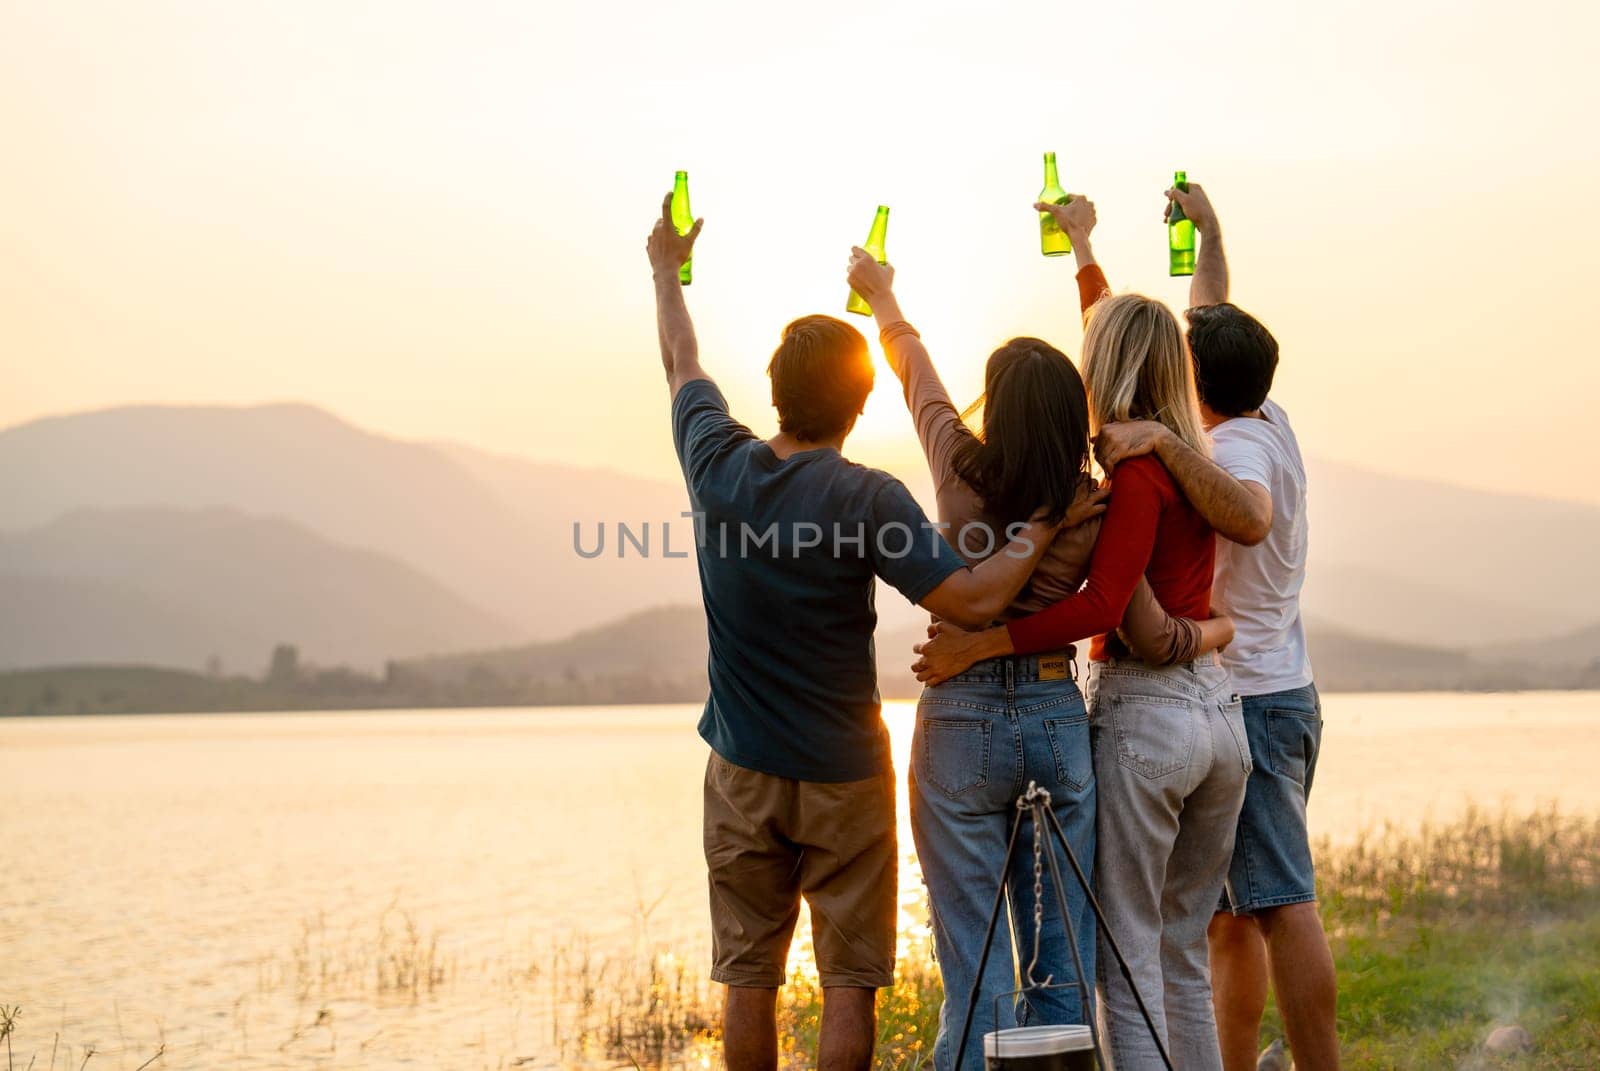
[703,751,897,989]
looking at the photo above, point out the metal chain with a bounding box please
[1020,781,1052,988]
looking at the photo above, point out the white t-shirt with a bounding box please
[1210,398,1314,695]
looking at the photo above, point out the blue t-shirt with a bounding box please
[673,378,965,782]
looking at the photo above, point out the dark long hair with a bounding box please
[949,337,1091,527]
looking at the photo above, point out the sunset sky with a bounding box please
[3,0,1597,504]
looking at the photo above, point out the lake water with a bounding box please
[4,692,1598,1069]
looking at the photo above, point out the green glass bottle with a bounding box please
[845,205,890,317]
[1039,152,1072,257]
[671,171,694,286]
[1168,169,1195,277]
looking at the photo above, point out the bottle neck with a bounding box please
[1045,156,1060,188]
[866,211,888,250]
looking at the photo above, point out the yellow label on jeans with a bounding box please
[1038,654,1070,681]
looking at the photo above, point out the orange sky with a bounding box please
[2,0,1597,503]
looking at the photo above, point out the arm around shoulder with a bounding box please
[917,518,1058,628]
[1149,432,1272,545]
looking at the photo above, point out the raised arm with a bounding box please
[1095,421,1271,545]
[646,193,708,398]
[1035,195,1108,322]
[1167,181,1228,308]
[846,249,972,479]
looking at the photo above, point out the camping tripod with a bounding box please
[951,782,1176,1071]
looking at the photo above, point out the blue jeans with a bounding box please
[1086,654,1249,1071]
[909,652,1097,1071]
[1220,683,1323,914]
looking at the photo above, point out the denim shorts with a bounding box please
[1219,683,1323,915]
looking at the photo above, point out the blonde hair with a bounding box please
[1081,293,1209,457]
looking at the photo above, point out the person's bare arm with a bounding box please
[913,621,1014,684]
[646,192,707,398]
[919,482,1111,629]
[1167,181,1227,307]
[1095,421,1271,545]
[919,518,1067,629]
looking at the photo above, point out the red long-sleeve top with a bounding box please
[1005,453,1216,662]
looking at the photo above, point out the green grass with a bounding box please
[594,808,1600,1070]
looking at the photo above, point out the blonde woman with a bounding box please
[915,291,1253,1070]
[846,197,1236,1071]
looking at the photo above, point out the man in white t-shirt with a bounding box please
[1094,184,1339,1071]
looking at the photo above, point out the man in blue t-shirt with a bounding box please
[647,195,1067,1070]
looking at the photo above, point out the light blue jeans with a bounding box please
[1085,654,1250,1071]
[910,652,1097,1071]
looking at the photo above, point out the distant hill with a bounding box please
[7,602,1594,718]
[0,664,331,717]
[3,401,1597,673]
[1304,458,1600,630]
[0,507,514,671]
[391,605,710,705]
[1298,564,1587,648]
[1474,621,1600,672]
[404,604,1591,703]
[0,404,699,642]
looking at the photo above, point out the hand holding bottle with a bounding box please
[1035,194,1097,246]
[845,205,891,316]
[647,192,703,281]
[846,246,896,305]
[1164,181,1218,236]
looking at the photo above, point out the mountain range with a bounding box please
[0,401,1594,687]
[0,507,511,671]
[398,605,1598,704]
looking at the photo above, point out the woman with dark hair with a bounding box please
[846,197,1232,1071]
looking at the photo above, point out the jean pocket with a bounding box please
[1222,695,1253,775]
[919,717,992,798]
[1106,693,1193,780]
[1039,702,1092,793]
[1266,708,1320,787]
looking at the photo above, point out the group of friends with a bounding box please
[646,179,1336,1071]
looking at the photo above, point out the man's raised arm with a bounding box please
[646,193,708,398]
[1167,181,1228,308]
[1092,183,1270,545]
